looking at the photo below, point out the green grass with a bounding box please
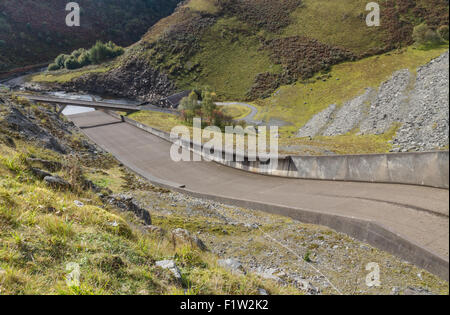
[219,104,252,120]
[31,64,112,84]
[278,124,401,155]
[179,17,282,100]
[84,166,126,193]
[282,0,386,54]
[127,111,183,133]
[185,0,220,14]
[0,138,298,295]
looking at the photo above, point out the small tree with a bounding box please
[77,50,91,67]
[201,90,217,125]
[89,41,110,64]
[64,56,81,70]
[47,63,61,71]
[413,23,442,46]
[438,25,449,41]
[55,54,69,68]
[89,41,124,64]
[179,91,201,124]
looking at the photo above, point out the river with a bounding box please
[1,73,141,116]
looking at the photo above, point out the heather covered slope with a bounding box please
[0,0,181,71]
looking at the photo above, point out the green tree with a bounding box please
[201,90,217,124]
[438,25,449,41]
[47,63,61,71]
[180,91,201,123]
[89,41,110,64]
[77,50,91,67]
[55,54,69,68]
[64,56,81,70]
[89,41,124,64]
[413,23,442,46]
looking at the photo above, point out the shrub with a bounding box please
[71,48,85,59]
[180,91,201,124]
[106,41,124,57]
[48,41,123,70]
[64,56,81,70]
[54,54,69,68]
[413,23,442,46]
[438,25,449,41]
[47,63,61,71]
[89,41,124,64]
[77,50,91,67]
[180,89,236,129]
[88,41,108,64]
[201,90,217,124]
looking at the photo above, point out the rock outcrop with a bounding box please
[64,58,176,103]
[105,194,152,225]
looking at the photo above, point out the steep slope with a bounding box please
[59,0,448,102]
[0,0,181,71]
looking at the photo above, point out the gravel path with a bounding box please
[216,101,261,125]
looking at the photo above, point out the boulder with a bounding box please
[218,258,245,275]
[30,167,52,180]
[44,176,71,190]
[171,228,207,251]
[155,260,181,279]
[0,135,15,148]
[27,157,62,172]
[106,194,151,225]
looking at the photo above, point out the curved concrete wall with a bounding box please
[108,111,449,189]
[101,111,449,280]
[291,151,448,188]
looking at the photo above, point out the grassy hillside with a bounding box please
[0,95,301,295]
[29,0,449,154]
[255,46,449,132]
[0,0,181,72]
[31,0,448,101]
[126,0,448,100]
[0,143,301,294]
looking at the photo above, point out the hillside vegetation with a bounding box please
[43,0,449,102]
[0,94,301,295]
[129,0,449,100]
[25,0,450,154]
[0,0,181,72]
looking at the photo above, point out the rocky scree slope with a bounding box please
[297,51,449,152]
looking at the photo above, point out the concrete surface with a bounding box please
[69,110,449,279]
[20,94,142,112]
[109,110,449,189]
